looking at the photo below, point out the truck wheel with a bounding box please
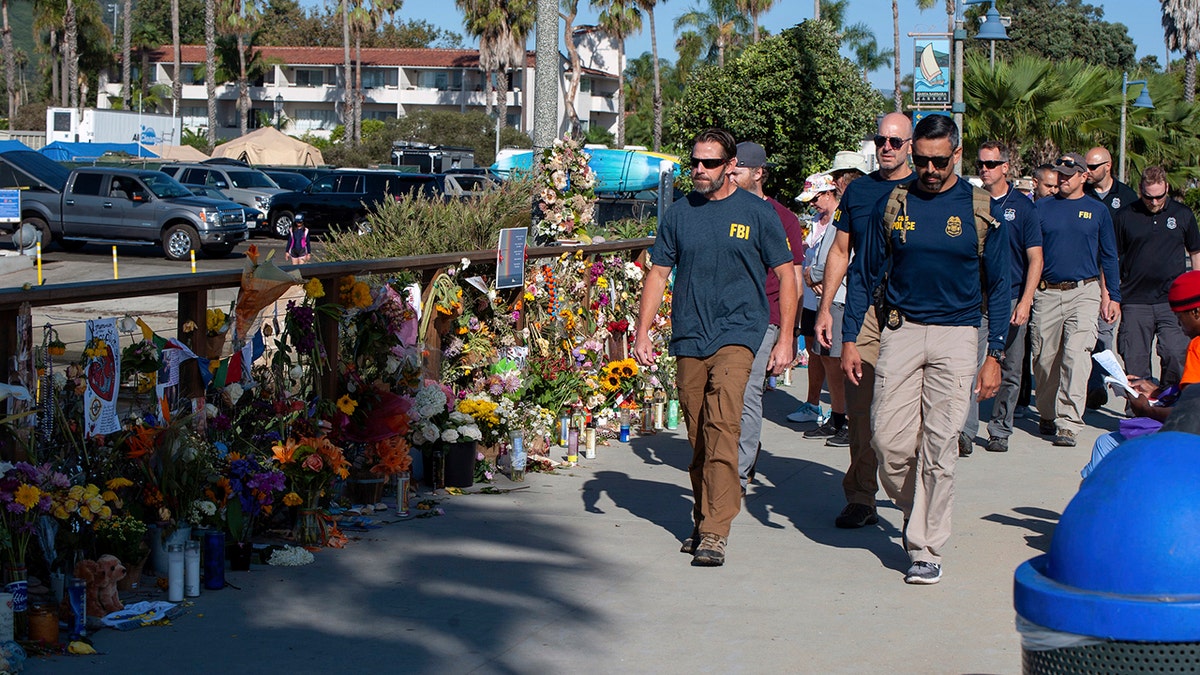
[202,244,235,258]
[12,217,45,254]
[162,224,199,261]
[272,211,293,239]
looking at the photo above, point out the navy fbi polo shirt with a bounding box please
[1036,194,1121,302]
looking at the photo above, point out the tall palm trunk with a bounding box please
[615,39,626,146]
[1187,52,1197,103]
[171,0,181,116]
[483,68,494,118]
[50,30,59,104]
[561,7,581,136]
[122,0,131,108]
[237,32,248,134]
[496,66,509,129]
[892,0,901,112]
[648,6,661,151]
[353,35,362,144]
[342,0,352,143]
[205,0,216,149]
[2,0,16,117]
[65,0,77,108]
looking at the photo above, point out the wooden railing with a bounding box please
[0,238,655,397]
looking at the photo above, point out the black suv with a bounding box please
[266,170,442,237]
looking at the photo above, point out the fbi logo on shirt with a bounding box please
[946,216,963,237]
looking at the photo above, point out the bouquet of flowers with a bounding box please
[456,394,505,446]
[599,357,641,402]
[0,462,68,565]
[408,380,482,448]
[94,514,149,564]
[272,435,349,546]
[223,452,286,542]
[535,135,597,242]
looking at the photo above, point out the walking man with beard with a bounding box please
[633,128,796,567]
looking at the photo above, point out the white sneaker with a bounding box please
[787,402,823,423]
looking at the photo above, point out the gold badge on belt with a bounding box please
[886,308,903,330]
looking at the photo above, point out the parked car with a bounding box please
[0,155,247,260]
[186,185,265,228]
[263,170,314,192]
[159,162,286,238]
[267,170,445,237]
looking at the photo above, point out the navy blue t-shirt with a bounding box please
[1036,195,1121,302]
[991,184,1043,300]
[651,187,793,358]
[843,178,1009,351]
[834,171,913,320]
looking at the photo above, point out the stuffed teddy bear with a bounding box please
[74,554,127,617]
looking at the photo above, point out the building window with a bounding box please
[417,70,462,90]
[294,69,325,87]
[362,68,398,89]
[580,77,591,92]
[363,110,397,122]
[182,106,207,128]
[295,108,338,131]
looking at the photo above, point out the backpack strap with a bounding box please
[881,182,911,248]
[971,186,999,256]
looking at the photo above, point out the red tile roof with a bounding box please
[148,45,540,68]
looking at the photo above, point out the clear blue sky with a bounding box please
[391,0,1164,90]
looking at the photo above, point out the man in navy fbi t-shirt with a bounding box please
[842,115,1008,586]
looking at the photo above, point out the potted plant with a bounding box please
[94,515,149,590]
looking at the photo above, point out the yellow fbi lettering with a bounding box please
[729,223,751,239]
[1078,211,1092,219]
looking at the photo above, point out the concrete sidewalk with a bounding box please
[30,378,1113,674]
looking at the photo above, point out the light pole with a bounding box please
[274,93,284,128]
[107,4,118,44]
[952,0,1008,174]
[1118,72,1155,184]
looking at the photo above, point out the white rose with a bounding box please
[441,428,460,443]
[419,423,440,444]
[460,425,482,441]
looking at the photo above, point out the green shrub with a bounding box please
[321,178,538,260]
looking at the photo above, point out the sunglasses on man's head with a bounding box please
[912,154,953,170]
[689,156,727,169]
[1054,158,1081,169]
[976,159,1006,170]
[873,135,910,150]
[1086,161,1110,171]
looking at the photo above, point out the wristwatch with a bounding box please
[986,348,1005,363]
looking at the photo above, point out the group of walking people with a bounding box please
[634,114,1200,585]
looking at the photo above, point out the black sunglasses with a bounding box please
[1086,161,1109,171]
[912,154,953,170]
[873,135,910,150]
[1054,157,1081,169]
[1143,190,1169,201]
[976,159,1006,170]
[689,156,727,169]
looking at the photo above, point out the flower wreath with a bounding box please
[535,135,597,242]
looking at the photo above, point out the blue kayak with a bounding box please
[493,147,680,193]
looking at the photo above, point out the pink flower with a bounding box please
[302,455,324,472]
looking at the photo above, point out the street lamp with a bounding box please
[1118,72,1154,184]
[952,0,1010,174]
[274,93,284,128]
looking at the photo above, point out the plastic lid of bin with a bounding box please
[1014,431,1200,641]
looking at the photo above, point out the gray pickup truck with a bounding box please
[0,151,248,260]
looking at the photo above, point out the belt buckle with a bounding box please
[1064,281,1078,290]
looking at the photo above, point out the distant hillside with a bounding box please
[9,0,42,101]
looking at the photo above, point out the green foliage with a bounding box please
[320,178,537,260]
[1184,188,1200,216]
[10,100,46,132]
[131,0,207,45]
[964,0,1136,71]
[667,20,882,199]
[601,216,657,240]
[585,125,615,147]
[322,110,532,168]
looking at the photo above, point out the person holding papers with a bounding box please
[1081,271,1200,479]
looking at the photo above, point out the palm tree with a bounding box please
[856,37,893,85]
[122,0,131,108]
[457,0,535,129]
[349,0,399,145]
[1162,0,1200,103]
[220,0,262,135]
[560,0,583,136]
[593,0,640,147]
[819,0,872,49]
[1,0,16,116]
[132,23,167,103]
[172,0,181,116]
[342,0,352,143]
[205,0,217,149]
[65,0,77,107]
[33,0,66,104]
[897,0,938,112]
[633,0,665,151]
[734,0,774,43]
[674,0,749,69]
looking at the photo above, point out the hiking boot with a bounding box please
[835,502,878,529]
[825,426,850,447]
[1086,387,1108,410]
[904,561,942,585]
[1053,430,1077,447]
[958,432,973,457]
[804,420,838,439]
[1038,418,1056,436]
[692,533,727,566]
[986,437,1009,453]
[680,529,699,554]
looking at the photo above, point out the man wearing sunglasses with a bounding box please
[1114,166,1200,387]
[1030,152,1122,447]
[1083,146,1139,411]
[634,128,796,567]
[841,114,1008,585]
[975,142,1044,455]
[814,112,914,531]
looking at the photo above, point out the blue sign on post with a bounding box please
[913,38,951,106]
[0,189,20,224]
[496,228,527,289]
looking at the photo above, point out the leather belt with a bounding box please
[1038,277,1098,291]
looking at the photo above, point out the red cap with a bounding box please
[1169,271,1200,312]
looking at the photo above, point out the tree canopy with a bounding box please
[965,0,1136,71]
[667,19,882,199]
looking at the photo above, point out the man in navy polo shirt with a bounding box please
[634,128,795,567]
[843,115,1007,585]
[974,141,1044,454]
[1031,152,1121,447]
[1115,165,1200,384]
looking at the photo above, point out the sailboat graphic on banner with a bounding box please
[919,43,946,86]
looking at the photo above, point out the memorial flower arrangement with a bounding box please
[271,434,349,545]
[223,452,286,542]
[535,135,597,242]
[94,514,149,564]
[408,380,482,448]
[0,462,69,565]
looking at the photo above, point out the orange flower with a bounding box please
[370,436,413,476]
[125,426,160,459]
[272,438,300,465]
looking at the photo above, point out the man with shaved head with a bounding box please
[814,111,913,530]
[1083,146,1138,409]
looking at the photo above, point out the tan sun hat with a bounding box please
[829,151,869,176]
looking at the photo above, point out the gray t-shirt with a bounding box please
[651,187,793,358]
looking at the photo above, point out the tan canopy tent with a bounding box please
[210,127,325,166]
[144,144,210,161]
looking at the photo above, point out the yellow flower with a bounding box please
[65,499,79,512]
[207,308,226,333]
[87,496,105,512]
[83,484,100,499]
[283,492,303,507]
[596,277,609,289]
[337,394,358,415]
[101,490,119,503]
[14,484,39,509]
[106,477,133,490]
[181,320,197,333]
[68,485,85,501]
[79,505,93,520]
[304,277,325,299]
[52,506,68,519]
[98,505,113,520]
[524,291,535,301]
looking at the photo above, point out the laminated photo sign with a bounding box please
[84,318,121,437]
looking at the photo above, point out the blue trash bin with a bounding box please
[1014,431,1200,673]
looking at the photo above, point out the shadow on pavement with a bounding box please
[581,469,694,541]
[982,505,1061,554]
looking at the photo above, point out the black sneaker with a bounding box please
[692,533,727,566]
[958,432,973,457]
[1038,418,1056,436]
[1053,430,1077,447]
[804,420,838,439]
[986,437,1008,453]
[825,426,850,447]
[1086,387,1108,410]
[904,561,942,584]
[834,503,879,529]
